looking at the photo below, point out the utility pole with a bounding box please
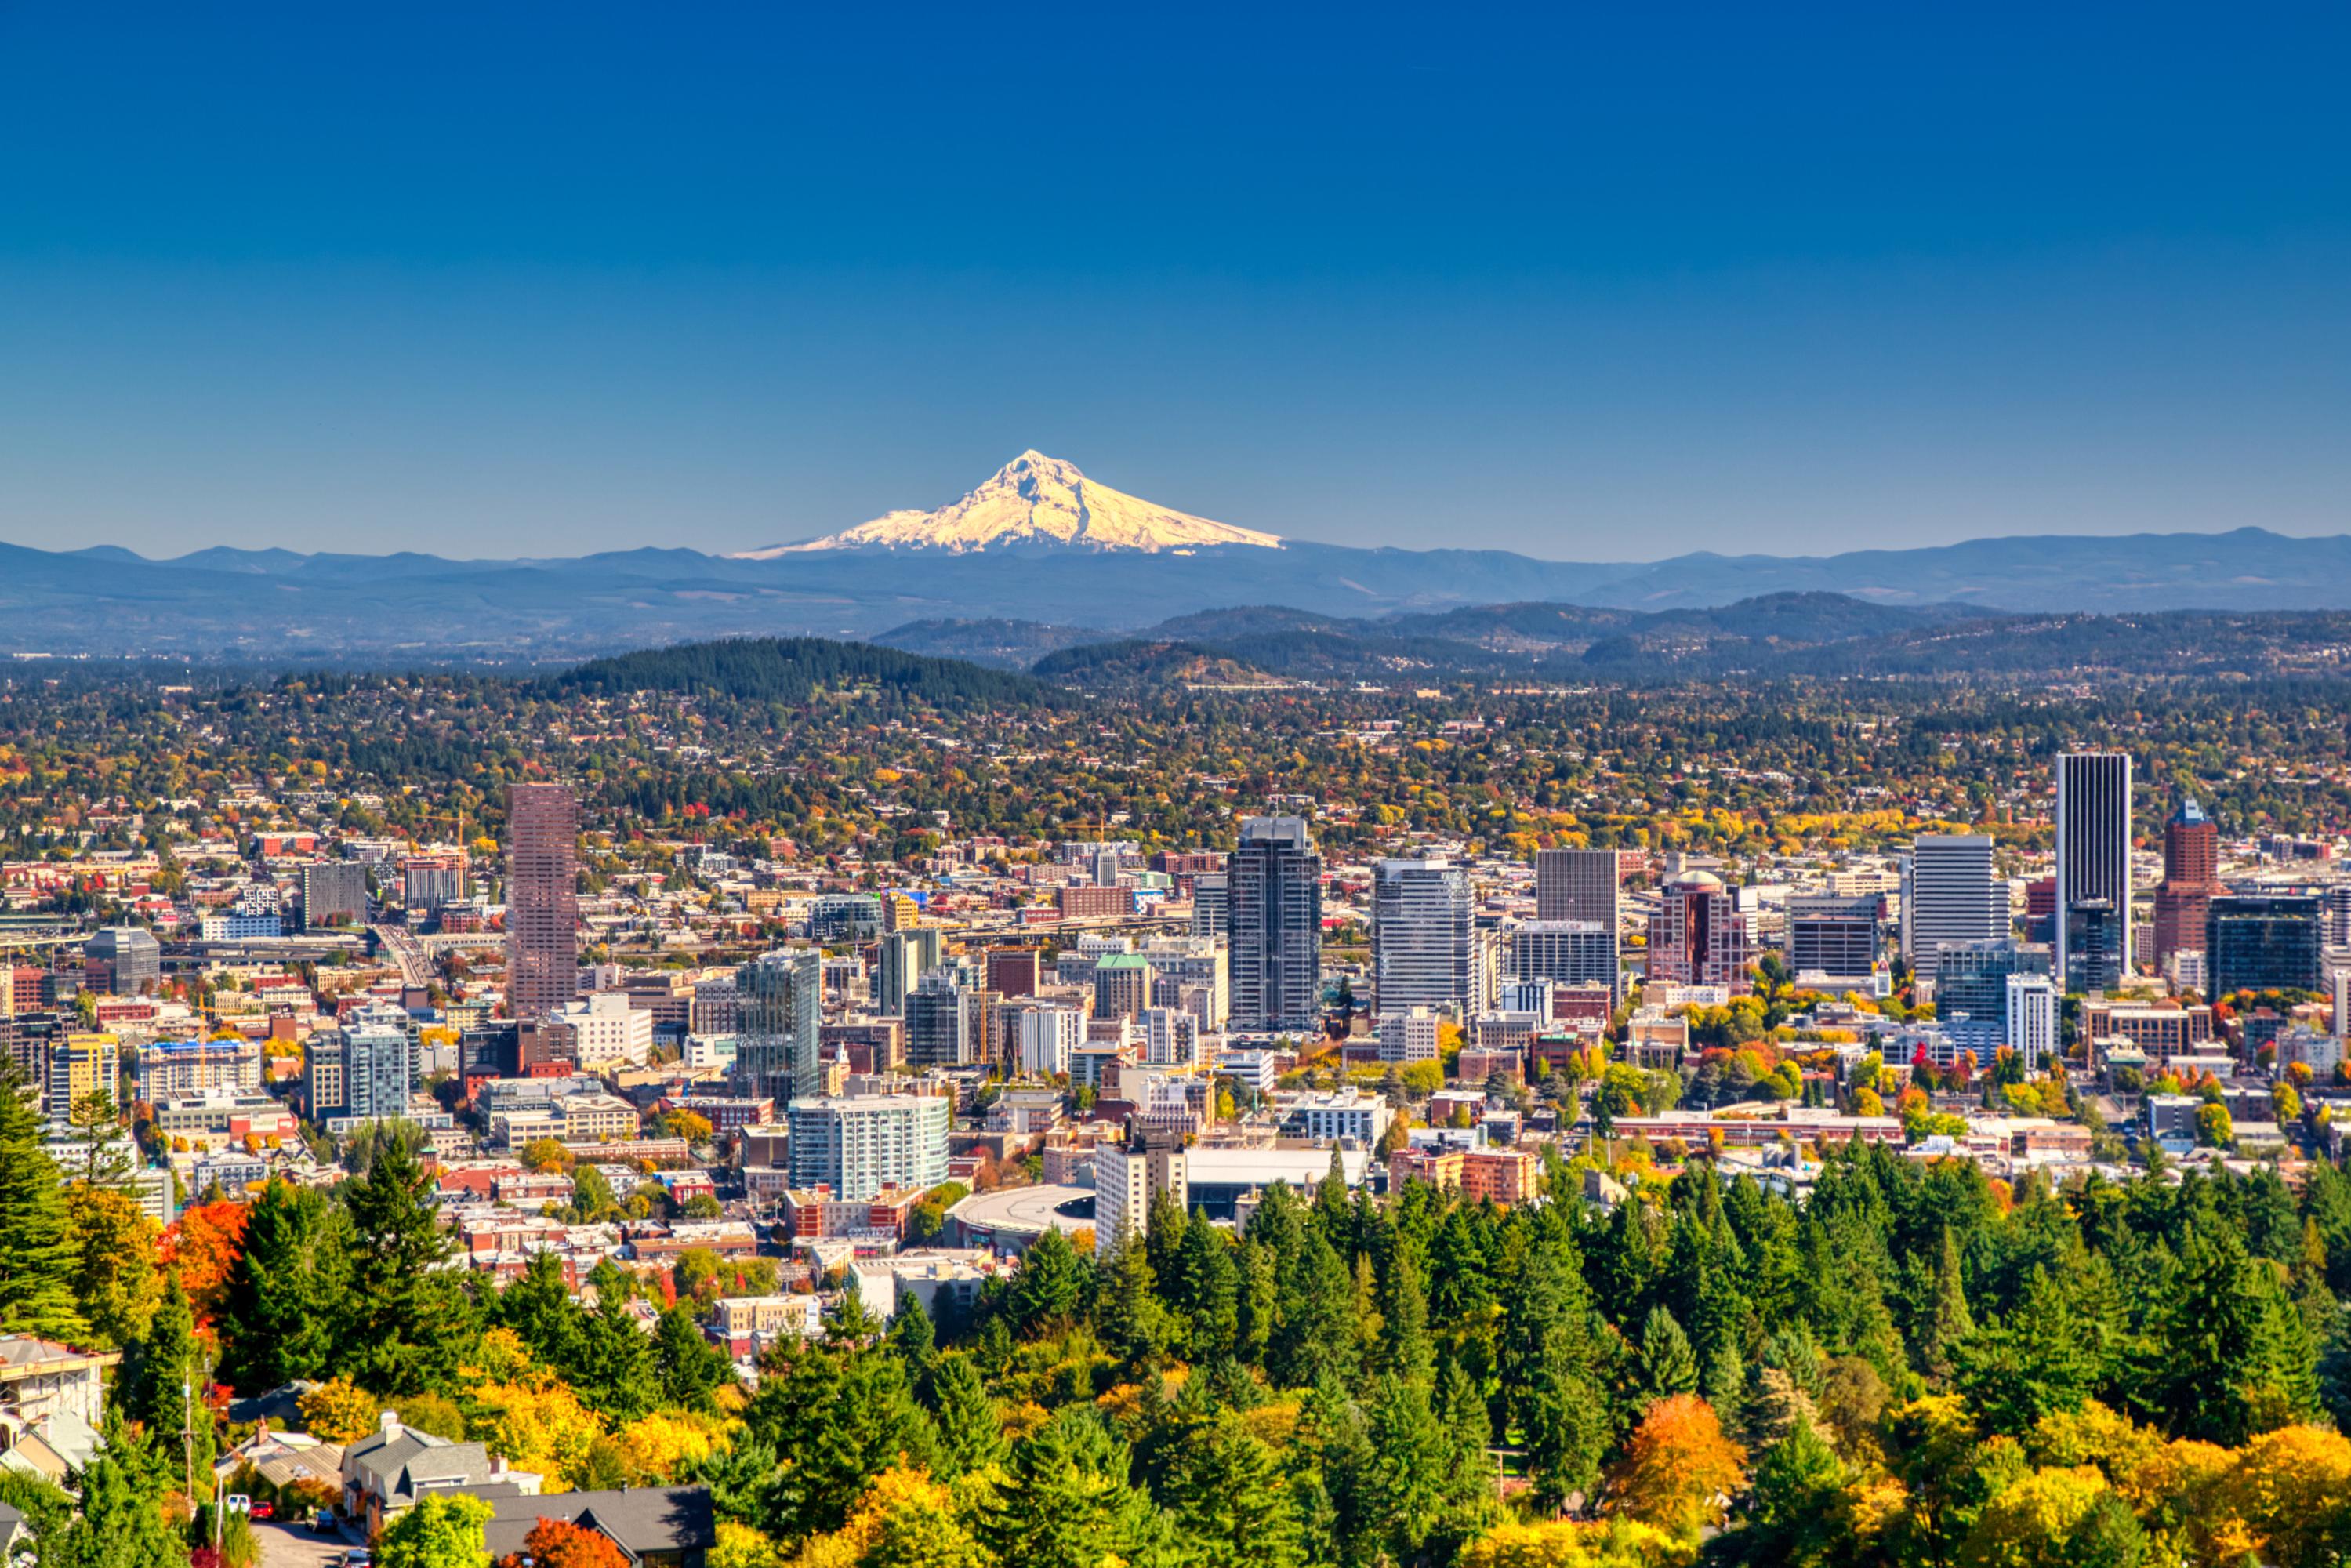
[181,1377,193,1504]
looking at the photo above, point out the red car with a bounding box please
[249,1501,275,1521]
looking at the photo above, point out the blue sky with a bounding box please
[2,2,2346,560]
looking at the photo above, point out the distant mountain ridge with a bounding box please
[878,594,2351,686]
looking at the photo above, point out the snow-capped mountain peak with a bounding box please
[732,452,1283,557]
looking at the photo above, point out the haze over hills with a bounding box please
[6,452,2351,660]
[888,596,2351,688]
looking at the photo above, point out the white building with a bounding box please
[1374,859,1478,1018]
[2005,972,2058,1071]
[1285,1087,1394,1146]
[1016,1004,1086,1077]
[1139,1007,1201,1067]
[1091,1142,1188,1258]
[1379,1005,1442,1065]
[1138,935,1231,1029]
[785,1092,952,1202]
[1508,919,1619,1005]
[546,991,655,1069]
[1902,835,2007,967]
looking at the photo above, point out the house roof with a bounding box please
[479,1487,716,1562]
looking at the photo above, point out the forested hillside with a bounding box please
[552,636,1044,708]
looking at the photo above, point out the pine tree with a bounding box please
[1954,1268,2099,1436]
[575,1291,655,1422]
[1916,1225,1974,1381]
[0,1062,89,1341]
[927,1353,1004,1479]
[217,1178,349,1393]
[1377,1243,1433,1381]
[46,1442,190,1568]
[1170,1210,1239,1359]
[1096,1231,1170,1371]
[1522,1335,1608,1515]
[1143,1186,1188,1294]
[1268,1230,1359,1388]
[1163,1406,1304,1568]
[1235,1238,1277,1367]
[339,1125,470,1394]
[1315,1146,1352,1250]
[500,1247,586,1367]
[752,1341,937,1540]
[1636,1305,1700,1403]
[122,1271,207,1481]
[1736,1413,1848,1567]
[1359,1374,1466,1564]
[886,1290,938,1394]
[1005,1227,1087,1336]
[651,1301,730,1412]
[981,1405,1171,1568]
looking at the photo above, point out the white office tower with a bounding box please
[1139,1007,1200,1067]
[1091,1141,1187,1258]
[2335,971,2351,1043]
[1901,835,2006,968]
[1374,858,1475,1017]
[1508,920,1618,1005]
[785,1092,951,1202]
[2005,972,2058,1072]
[1379,1005,1442,1064]
[2055,752,2133,992]
[1018,1003,1085,1076]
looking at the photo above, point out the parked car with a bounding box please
[249,1501,275,1521]
[310,1511,340,1535]
[342,1552,372,1567]
[223,1494,250,1515]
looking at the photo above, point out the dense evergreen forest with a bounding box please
[550,637,1047,709]
[70,1131,2351,1568]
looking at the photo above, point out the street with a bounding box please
[254,1519,355,1568]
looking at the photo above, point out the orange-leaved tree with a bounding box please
[498,1518,628,1568]
[1608,1393,1746,1538]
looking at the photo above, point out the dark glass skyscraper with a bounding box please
[735,946,823,1104]
[2055,753,2132,991]
[1228,816,1323,1034]
[2206,895,2323,1000]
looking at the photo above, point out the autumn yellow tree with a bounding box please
[1606,1395,1744,1538]
[1459,1518,1693,1567]
[468,1377,606,1491]
[2213,1425,2351,1568]
[299,1378,383,1443]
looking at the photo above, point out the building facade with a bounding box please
[2206,895,2324,999]
[1508,920,1619,1005]
[1649,872,1751,993]
[1901,835,2006,969]
[505,784,580,1022]
[785,1093,951,1203]
[735,947,824,1105]
[2055,752,2133,990]
[1373,858,1475,1017]
[2152,797,2219,970]
[1228,816,1323,1034]
[1534,848,1620,927]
